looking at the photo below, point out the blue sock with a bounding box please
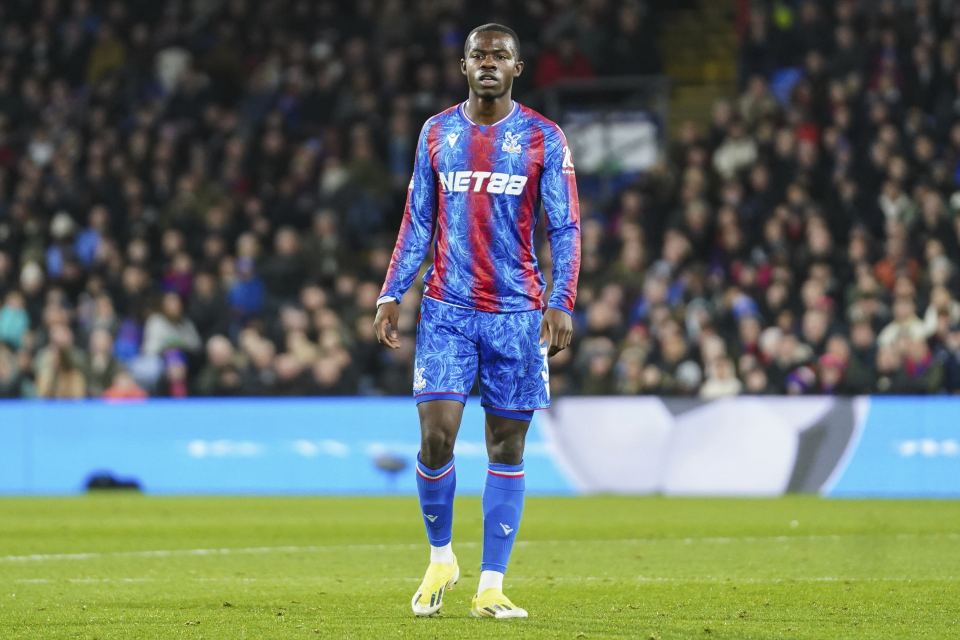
[481,461,525,573]
[416,455,456,547]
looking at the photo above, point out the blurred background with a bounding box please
[0,0,958,497]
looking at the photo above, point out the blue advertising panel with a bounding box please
[0,403,28,492]
[5,396,959,497]
[0,399,574,495]
[827,397,960,497]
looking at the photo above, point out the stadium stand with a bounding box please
[0,0,959,399]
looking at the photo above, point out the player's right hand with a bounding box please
[374,300,401,349]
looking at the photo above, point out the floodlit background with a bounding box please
[4,2,960,639]
[0,0,958,494]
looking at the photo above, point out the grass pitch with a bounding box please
[1,496,958,639]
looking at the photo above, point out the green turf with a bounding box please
[1,496,958,639]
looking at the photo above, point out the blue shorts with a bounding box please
[413,296,549,420]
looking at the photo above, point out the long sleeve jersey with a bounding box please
[378,100,581,314]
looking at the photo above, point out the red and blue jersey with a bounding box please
[379,101,581,314]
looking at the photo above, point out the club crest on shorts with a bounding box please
[502,131,521,155]
[413,367,427,392]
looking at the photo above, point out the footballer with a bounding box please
[374,23,581,619]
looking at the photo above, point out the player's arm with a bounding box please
[375,122,437,349]
[539,126,581,357]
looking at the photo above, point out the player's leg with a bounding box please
[471,307,548,619]
[472,411,530,618]
[416,399,463,558]
[482,413,529,584]
[410,297,478,616]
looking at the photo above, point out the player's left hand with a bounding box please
[540,308,573,357]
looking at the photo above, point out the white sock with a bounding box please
[477,570,504,593]
[430,543,454,564]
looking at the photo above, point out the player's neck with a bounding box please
[463,94,513,125]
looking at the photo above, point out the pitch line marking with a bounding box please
[3,532,958,563]
[13,575,959,585]
[0,543,426,563]
[15,577,152,584]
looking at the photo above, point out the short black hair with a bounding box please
[463,23,520,58]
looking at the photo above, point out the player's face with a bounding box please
[461,31,523,99]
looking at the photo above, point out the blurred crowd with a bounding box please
[557,0,960,398]
[1,0,959,400]
[0,0,662,399]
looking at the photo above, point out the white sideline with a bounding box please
[13,575,958,585]
[2,531,958,563]
[0,542,425,563]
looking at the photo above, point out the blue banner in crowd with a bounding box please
[0,399,573,495]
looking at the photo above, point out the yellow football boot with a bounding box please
[470,588,528,619]
[410,556,459,616]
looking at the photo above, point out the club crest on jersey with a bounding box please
[502,131,522,154]
[413,367,427,392]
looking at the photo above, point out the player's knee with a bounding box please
[420,427,455,468]
[487,435,524,465]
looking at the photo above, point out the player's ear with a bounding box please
[514,60,524,77]
[460,58,467,75]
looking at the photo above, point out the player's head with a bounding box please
[461,24,523,99]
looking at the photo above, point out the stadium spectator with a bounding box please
[142,293,202,357]
[196,335,240,397]
[878,297,926,348]
[0,344,26,398]
[606,2,663,76]
[700,357,743,399]
[83,327,121,397]
[102,370,148,401]
[534,31,595,88]
[0,290,29,349]
[159,349,190,398]
[35,325,86,399]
